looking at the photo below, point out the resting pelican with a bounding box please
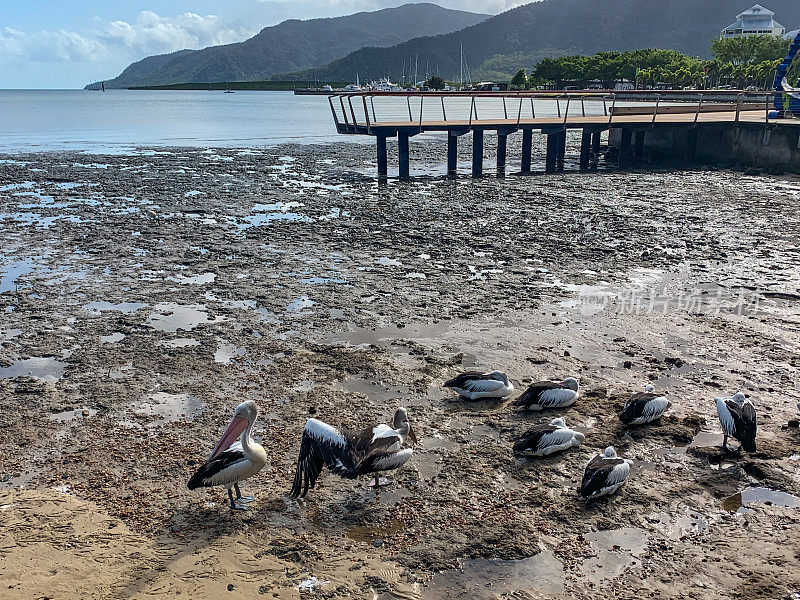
[290,407,417,498]
[579,446,633,499]
[513,417,585,456]
[187,400,267,510]
[619,384,672,425]
[443,370,514,400]
[715,392,756,453]
[513,377,579,410]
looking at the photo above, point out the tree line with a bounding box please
[500,35,791,90]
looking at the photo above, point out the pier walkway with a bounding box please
[327,91,800,178]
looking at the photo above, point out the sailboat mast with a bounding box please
[460,43,463,90]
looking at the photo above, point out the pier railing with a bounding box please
[328,90,774,135]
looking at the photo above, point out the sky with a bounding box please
[0,0,521,89]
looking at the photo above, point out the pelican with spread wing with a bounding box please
[290,407,417,499]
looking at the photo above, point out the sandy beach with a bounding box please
[1,137,799,599]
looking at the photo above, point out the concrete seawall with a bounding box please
[610,123,800,174]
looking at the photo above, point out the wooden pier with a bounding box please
[327,91,800,179]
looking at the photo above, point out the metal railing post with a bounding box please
[581,96,586,117]
[441,96,447,121]
[407,97,413,121]
[363,96,371,133]
[328,96,340,129]
[563,95,571,125]
[371,97,376,122]
[347,96,358,127]
[469,96,475,126]
[419,96,424,131]
[340,96,349,128]
[517,97,523,126]
[651,95,660,125]
[556,96,561,118]
[502,97,508,120]
[735,93,742,122]
[608,95,616,126]
[694,94,702,124]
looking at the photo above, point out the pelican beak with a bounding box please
[209,415,248,461]
[408,424,418,444]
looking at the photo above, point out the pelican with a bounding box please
[187,400,267,510]
[443,370,514,400]
[513,377,579,410]
[579,446,633,499]
[290,407,417,499]
[715,392,756,453]
[619,384,672,425]
[513,417,585,456]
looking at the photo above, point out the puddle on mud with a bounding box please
[286,296,315,313]
[0,357,67,382]
[723,487,800,512]
[582,527,647,583]
[146,303,225,332]
[424,551,566,598]
[647,508,708,539]
[160,338,201,348]
[84,301,147,314]
[126,392,204,428]
[0,467,44,490]
[214,342,245,364]
[100,332,125,343]
[0,328,23,341]
[49,407,98,421]
[0,260,36,293]
[345,518,404,543]
[168,272,216,285]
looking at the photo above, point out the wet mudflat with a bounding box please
[1,136,800,599]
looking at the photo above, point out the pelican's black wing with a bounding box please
[290,419,356,498]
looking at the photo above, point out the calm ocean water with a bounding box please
[0,90,355,153]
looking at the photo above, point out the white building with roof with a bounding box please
[720,4,785,38]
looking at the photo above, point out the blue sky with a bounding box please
[0,0,511,88]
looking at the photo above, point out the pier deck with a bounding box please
[327,91,800,178]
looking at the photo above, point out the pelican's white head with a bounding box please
[644,384,656,393]
[550,417,567,428]
[603,446,617,459]
[732,392,746,404]
[562,377,579,392]
[487,370,510,385]
[209,400,257,461]
[393,407,417,444]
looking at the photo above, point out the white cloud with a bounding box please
[0,10,257,65]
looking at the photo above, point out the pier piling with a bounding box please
[556,130,566,172]
[376,134,388,179]
[472,129,484,178]
[497,132,507,175]
[398,132,410,180]
[590,130,602,170]
[634,130,645,165]
[619,128,633,169]
[447,132,458,178]
[545,132,558,174]
[580,129,592,170]
[521,129,532,173]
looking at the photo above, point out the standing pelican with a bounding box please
[579,446,633,498]
[443,370,514,400]
[619,384,672,425]
[513,377,579,410]
[187,400,267,510]
[715,392,756,453]
[290,407,417,498]
[513,418,585,456]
